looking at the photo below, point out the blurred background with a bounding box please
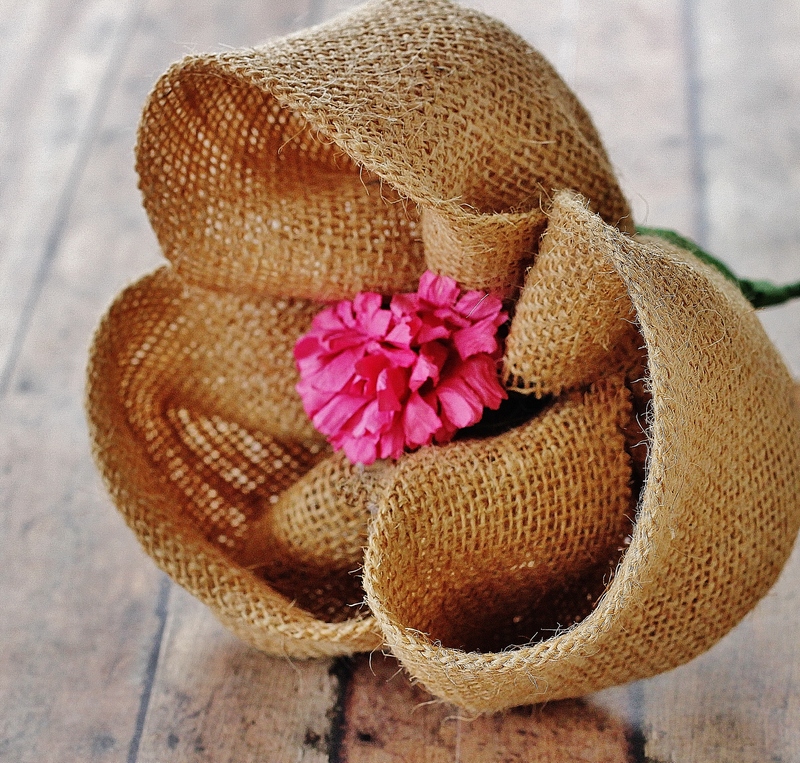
[1,1,798,761]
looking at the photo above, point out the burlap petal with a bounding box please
[363,376,635,672]
[239,451,390,572]
[363,224,800,712]
[136,0,631,300]
[503,192,645,396]
[86,267,382,655]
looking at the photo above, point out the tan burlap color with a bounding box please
[135,0,631,300]
[86,0,800,709]
[364,192,800,709]
[364,374,636,656]
[86,267,382,655]
[503,195,644,397]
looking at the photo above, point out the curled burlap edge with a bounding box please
[85,288,383,658]
[363,203,800,711]
[135,0,631,299]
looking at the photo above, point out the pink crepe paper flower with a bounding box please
[294,271,508,465]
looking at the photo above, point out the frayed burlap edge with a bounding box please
[363,198,800,711]
[86,280,383,658]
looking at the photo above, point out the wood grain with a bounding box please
[0,2,169,758]
[113,4,346,761]
[340,654,636,763]
[135,587,341,763]
[694,0,800,378]
[0,1,331,762]
[639,1,800,761]
[0,0,140,393]
[485,0,696,236]
[0,0,799,760]
[570,0,697,236]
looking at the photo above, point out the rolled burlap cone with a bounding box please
[242,194,649,581]
[503,193,645,398]
[136,0,630,300]
[363,206,800,711]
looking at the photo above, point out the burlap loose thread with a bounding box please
[86,0,800,711]
[135,0,631,301]
[363,193,800,711]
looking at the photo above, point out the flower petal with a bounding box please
[384,320,414,346]
[342,433,380,465]
[310,306,348,333]
[377,366,409,412]
[295,379,333,417]
[462,354,508,409]
[312,393,369,435]
[402,391,442,448]
[350,398,393,437]
[409,341,448,390]
[436,376,485,429]
[307,346,364,391]
[378,414,406,460]
[294,270,508,464]
[418,271,459,307]
[454,290,505,321]
[452,316,502,359]
[389,292,419,316]
[355,353,390,384]
[416,315,452,344]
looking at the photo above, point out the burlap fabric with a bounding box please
[86,268,382,655]
[135,0,631,300]
[86,0,800,708]
[503,195,643,397]
[364,192,800,710]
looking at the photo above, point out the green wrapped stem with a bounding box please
[636,226,800,309]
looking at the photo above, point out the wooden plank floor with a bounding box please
[1,0,799,760]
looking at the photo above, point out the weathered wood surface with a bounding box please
[0,0,798,761]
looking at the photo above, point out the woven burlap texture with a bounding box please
[503,193,644,397]
[86,267,382,655]
[135,0,631,301]
[238,190,647,576]
[88,0,641,661]
[364,374,636,655]
[85,0,800,705]
[363,193,800,711]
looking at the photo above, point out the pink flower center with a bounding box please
[294,271,508,464]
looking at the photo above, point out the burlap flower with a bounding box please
[86,0,800,711]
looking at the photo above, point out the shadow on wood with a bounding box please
[339,653,638,763]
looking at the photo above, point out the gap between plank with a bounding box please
[127,575,172,763]
[327,657,356,763]
[0,0,143,400]
[680,0,709,247]
[627,681,650,763]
